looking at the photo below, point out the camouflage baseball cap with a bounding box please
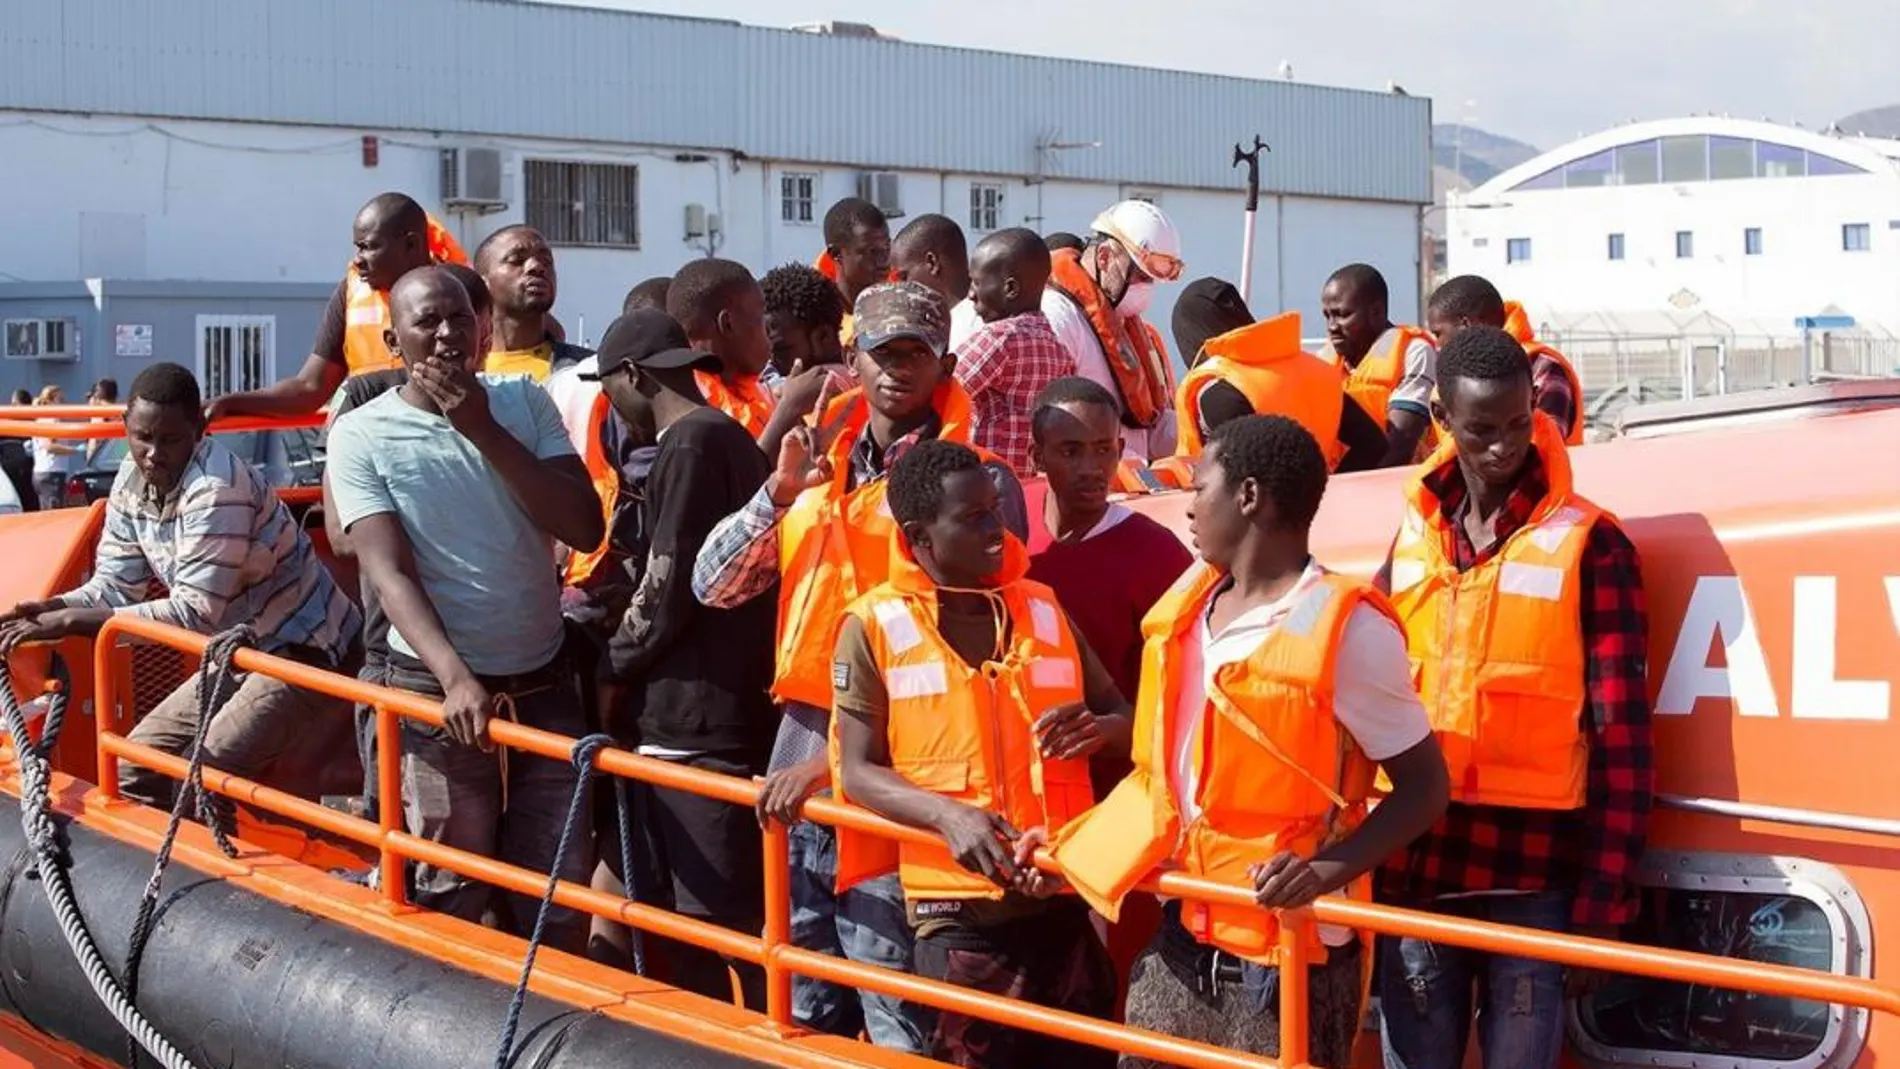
[853,281,949,357]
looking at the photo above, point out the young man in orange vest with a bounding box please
[1424,275,1586,446]
[1169,277,1387,473]
[692,282,1025,1054]
[666,258,775,439]
[1374,327,1652,1069]
[1317,263,1438,466]
[1042,200,1185,462]
[1046,414,1449,1069]
[210,192,466,419]
[832,438,1133,1069]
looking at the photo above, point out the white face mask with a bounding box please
[1115,277,1156,318]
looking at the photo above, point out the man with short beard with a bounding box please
[477,225,591,382]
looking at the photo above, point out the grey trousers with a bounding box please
[119,653,355,809]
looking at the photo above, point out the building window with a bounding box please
[525,160,640,248]
[1607,233,1625,261]
[779,172,818,225]
[1660,135,1709,183]
[1676,231,1694,259]
[1125,189,1161,204]
[195,315,275,398]
[1613,140,1660,186]
[1842,223,1871,252]
[1744,228,1763,256]
[1506,237,1531,264]
[969,183,1004,232]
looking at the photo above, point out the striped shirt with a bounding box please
[59,438,360,666]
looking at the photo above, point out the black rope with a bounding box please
[0,652,201,1069]
[610,776,647,976]
[492,732,614,1069]
[123,625,254,1067]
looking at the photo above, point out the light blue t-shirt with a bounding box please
[327,375,574,677]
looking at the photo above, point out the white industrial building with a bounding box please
[0,0,1431,398]
[1448,117,1900,396]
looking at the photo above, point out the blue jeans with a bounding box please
[788,818,932,1054]
[1378,891,1571,1069]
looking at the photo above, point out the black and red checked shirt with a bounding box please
[1376,449,1655,929]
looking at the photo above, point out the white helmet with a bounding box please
[1090,200,1184,282]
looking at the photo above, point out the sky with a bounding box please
[552,0,1897,150]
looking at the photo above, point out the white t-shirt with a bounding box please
[1041,287,1178,461]
[949,298,982,354]
[1168,560,1430,946]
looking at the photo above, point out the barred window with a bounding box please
[781,172,818,224]
[969,183,1004,232]
[525,160,640,248]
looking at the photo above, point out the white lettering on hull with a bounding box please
[1656,576,1900,721]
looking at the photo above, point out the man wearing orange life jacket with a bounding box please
[1316,263,1440,467]
[662,258,775,439]
[1042,200,1186,462]
[1373,327,1652,1069]
[1424,275,1586,446]
[1169,277,1388,474]
[816,197,894,346]
[693,282,1026,1055]
[208,193,467,420]
[1043,414,1448,1069]
[831,438,1133,1069]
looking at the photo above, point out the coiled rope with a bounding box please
[0,649,204,1069]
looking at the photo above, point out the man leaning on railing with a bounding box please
[0,362,364,807]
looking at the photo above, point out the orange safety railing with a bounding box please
[0,406,328,440]
[83,615,1900,1069]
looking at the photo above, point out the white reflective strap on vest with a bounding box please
[1388,558,1428,594]
[1389,507,1429,593]
[1280,580,1335,638]
[546,362,603,457]
[1498,561,1566,601]
[1028,597,1062,646]
[1028,656,1079,690]
[873,598,924,655]
[1527,504,1587,554]
[887,661,949,700]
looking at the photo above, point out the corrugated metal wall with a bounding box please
[1,0,1430,203]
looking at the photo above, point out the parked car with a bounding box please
[63,427,325,506]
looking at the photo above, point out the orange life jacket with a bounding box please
[1384,411,1603,809]
[1317,325,1430,422]
[814,250,856,345]
[1174,312,1345,469]
[829,534,1097,899]
[695,370,773,439]
[1046,249,1175,430]
[1501,302,1586,446]
[1051,563,1387,965]
[770,380,979,708]
[550,383,617,586]
[341,215,470,377]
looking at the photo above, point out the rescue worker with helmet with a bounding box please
[1169,277,1388,473]
[1316,263,1440,466]
[1374,326,1652,1069]
[692,282,1028,1056]
[830,437,1134,1069]
[1043,200,1186,462]
[208,192,467,420]
[1045,413,1449,1069]
[1425,275,1587,446]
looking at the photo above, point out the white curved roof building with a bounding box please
[1446,117,1900,350]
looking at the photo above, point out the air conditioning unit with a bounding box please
[441,147,511,210]
[857,172,904,219]
[3,318,78,362]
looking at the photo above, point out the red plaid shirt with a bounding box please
[954,310,1074,474]
[1531,351,1579,440]
[1377,450,1655,929]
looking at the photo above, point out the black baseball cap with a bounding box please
[580,309,715,380]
